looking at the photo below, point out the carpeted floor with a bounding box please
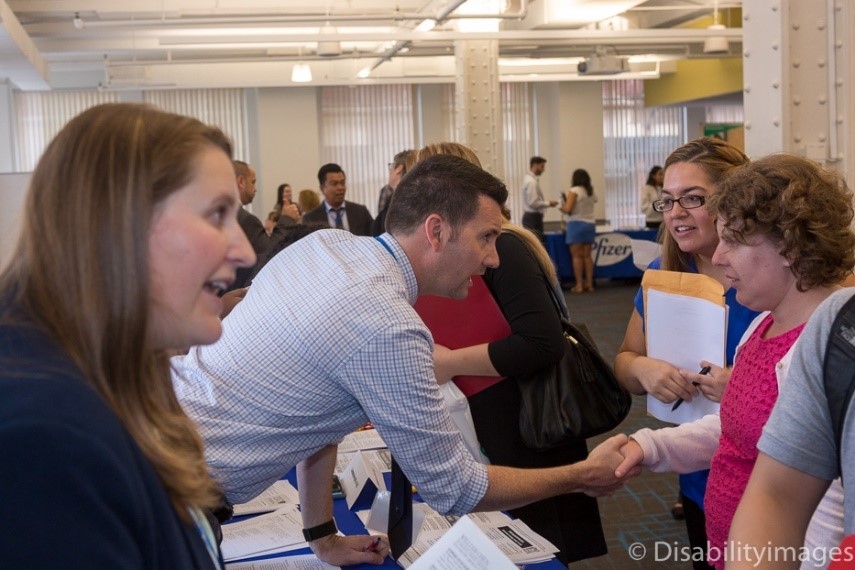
[562,279,695,569]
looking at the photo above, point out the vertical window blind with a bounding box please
[318,85,414,215]
[14,91,118,172]
[13,89,249,174]
[143,89,249,164]
[602,80,686,229]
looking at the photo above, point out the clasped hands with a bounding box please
[581,434,643,496]
[635,358,730,404]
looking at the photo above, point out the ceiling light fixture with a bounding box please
[291,48,312,82]
[291,63,312,82]
[703,0,729,54]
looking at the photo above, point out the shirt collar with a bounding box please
[378,233,418,304]
[324,201,345,212]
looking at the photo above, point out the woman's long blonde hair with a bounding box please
[414,141,559,287]
[0,103,226,517]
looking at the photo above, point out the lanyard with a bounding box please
[375,236,397,261]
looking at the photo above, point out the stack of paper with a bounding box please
[226,554,339,570]
[408,516,518,570]
[232,481,300,516]
[642,269,726,423]
[357,503,559,567]
[221,506,311,563]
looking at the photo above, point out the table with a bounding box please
[545,228,659,284]
[225,470,565,569]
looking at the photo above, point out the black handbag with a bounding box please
[517,284,632,451]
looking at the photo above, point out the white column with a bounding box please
[454,40,504,178]
[743,0,854,186]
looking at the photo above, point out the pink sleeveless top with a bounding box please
[705,314,805,568]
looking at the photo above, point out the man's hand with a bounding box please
[549,200,558,207]
[310,534,390,566]
[580,434,639,496]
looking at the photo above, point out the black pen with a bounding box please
[671,366,711,412]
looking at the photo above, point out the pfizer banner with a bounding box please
[593,233,633,267]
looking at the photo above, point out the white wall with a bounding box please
[254,86,322,217]
[249,82,606,225]
[0,172,30,269]
[535,82,606,225]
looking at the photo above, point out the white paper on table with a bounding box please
[335,448,391,485]
[221,506,306,562]
[630,238,661,271]
[232,481,300,516]
[362,492,427,541]
[226,553,340,569]
[406,516,518,570]
[338,429,387,453]
[645,288,725,423]
[395,505,556,567]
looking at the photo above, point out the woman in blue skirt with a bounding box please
[560,168,597,292]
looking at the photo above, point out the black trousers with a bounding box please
[521,211,545,243]
[681,492,715,570]
[468,379,607,564]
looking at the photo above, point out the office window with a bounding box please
[13,89,249,174]
[318,85,414,215]
[14,91,118,171]
[706,104,744,124]
[602,80,686,229]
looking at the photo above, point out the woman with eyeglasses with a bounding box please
[614,153,853,568]
[614,137,759,570]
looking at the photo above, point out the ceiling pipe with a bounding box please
[73,5,529,29]
[361,0,528,77]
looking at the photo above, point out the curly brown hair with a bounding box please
[708,153,855,291]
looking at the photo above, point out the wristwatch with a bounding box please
[302,519,337,542]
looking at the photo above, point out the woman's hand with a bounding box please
[628,356,698,403]
[686,361,730,403]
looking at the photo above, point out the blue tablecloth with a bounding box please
[225,469,565,569]
[546,228,659,284]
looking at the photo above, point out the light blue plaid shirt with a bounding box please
[173,229,489,514]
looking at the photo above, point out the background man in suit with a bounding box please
[230,160,299,291]
[234,160,268,254]
[303,163,373,236]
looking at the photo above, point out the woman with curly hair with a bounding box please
[615,153,855,569]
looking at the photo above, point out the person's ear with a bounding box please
[424,214,446,252]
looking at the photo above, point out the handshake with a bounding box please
[576,434,645,497]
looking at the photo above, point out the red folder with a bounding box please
[414,275,511,398]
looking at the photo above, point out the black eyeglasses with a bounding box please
[652,195,706,212]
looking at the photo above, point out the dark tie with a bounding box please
[388,457,413,559]
[332,207,344,229]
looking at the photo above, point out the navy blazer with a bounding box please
[302,201,374,237]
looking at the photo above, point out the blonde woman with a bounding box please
[423,143,609,564]
[0,103,254,567]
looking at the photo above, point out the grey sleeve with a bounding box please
[758,288,855,481]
